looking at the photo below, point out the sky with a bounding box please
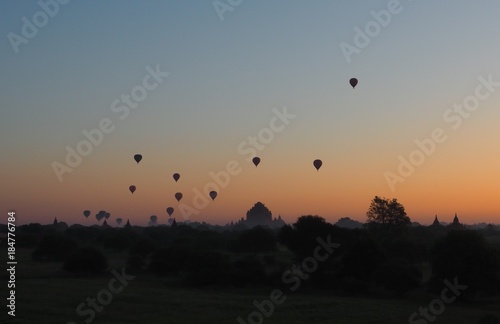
[2,0,500,226]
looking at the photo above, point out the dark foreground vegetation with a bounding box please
[2,211,500,323]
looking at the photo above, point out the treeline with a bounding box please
[10,216,500,299]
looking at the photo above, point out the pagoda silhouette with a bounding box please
[232,202,285,229]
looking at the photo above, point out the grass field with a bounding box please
[2,248,500,324]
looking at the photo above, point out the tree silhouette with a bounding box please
[31,233,77,261]
[372,258,422,295]
[430,230,500,299]
[279,215,335,258]
[235,226,276,253]
[366,196,410,225]
[63,247,108,274]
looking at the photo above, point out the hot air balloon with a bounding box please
[96,210,106,222]
[252,157,261,167]
[173,173,180,182]
[166,207,174,217]
[175,192,183,202]
[105,212,111,220]
[349,78,358,89]
[150,215,157,223]
[313,159,322,171]
[129,185,136,194]
[209,191,217,201]
[116,218,123,225]
[83,210,91,218]
[134,154,142,164]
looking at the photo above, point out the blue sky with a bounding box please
[2,1,500,225]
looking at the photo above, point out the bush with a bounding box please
[372,259,422,295]
[279,216,335,258]
[480,314,499,324]
[430,230,500,299]
[65,226,101,243]
[337,276,370,295]
[31,233,77,261]
[228,255,267,286]
[129,236,157,256]
[102,232,132,252]
[15,233,40,248]
[184,252,229,286]
[235,226,277,253]
[339,234,385,281]
[149,246,192,276]
[127,254,146,271]
[63,247,108,274]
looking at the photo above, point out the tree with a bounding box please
[366,196,410,225]
[430,230,500,299]
[236,226,277,253]
[63,247,108,274]
[278,215,336,258]
[31,233,77,261]
[372,259,422,295]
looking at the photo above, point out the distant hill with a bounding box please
[334,217,363,229]
[466,223,494,230]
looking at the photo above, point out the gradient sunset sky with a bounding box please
[2,1,500,226]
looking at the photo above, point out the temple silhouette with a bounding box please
[429,213,465,230]
[231,202,285,229]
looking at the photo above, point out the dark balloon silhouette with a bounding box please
[175,192,183,202]
[129,185,136,193]
[313,159,322,171]
[83,210,90,218]
[150,215,157,223]
[134,154,142,164]
[95,210,106,221]
[209,191,217,201]
[104,212,110,220]
[116,218,122,225]
[166,207,174,217]
[252,157,261,167]
[349,78,358,89]
[173,173,180,182]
